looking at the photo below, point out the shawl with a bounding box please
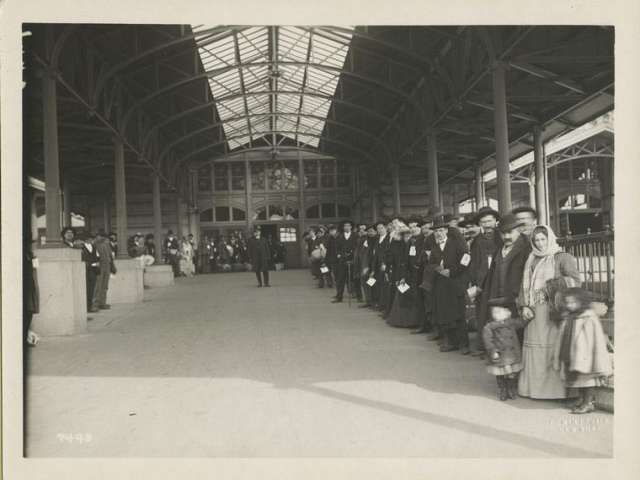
[521,225,562,307]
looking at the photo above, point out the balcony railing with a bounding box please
[557,229,614,304]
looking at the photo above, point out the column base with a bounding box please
[31,247,87,336]
[144,265,175,288]
[106,259,144,304]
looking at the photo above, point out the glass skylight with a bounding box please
[191,25,353,150]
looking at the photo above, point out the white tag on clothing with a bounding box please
[363,240,368,248]
[409,246,416,256]
[467,285,479,301]
[366,277,377,287]
[320,266,329,274]
[32,258,39,269]
[397,283,410,294]
[460,253,471,266]
[487,255,493,268]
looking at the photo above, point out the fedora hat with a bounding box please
[475,206,501,224]
[498,213,525,233]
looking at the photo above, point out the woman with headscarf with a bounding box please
[386,225,420,328]
[517,225,581,399]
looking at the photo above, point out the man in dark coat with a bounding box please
[429,215,471,354]
[325,224,338,293]
[247,226,272,287]
[356,225,377,308]
[370,221,390,311]
[163,230,180,277]
[468,207,503,356]
[80,231,101,313]
[477,213,532,349]
[91,230,116,312]
[352,224,368,302]
[331,220,358,303]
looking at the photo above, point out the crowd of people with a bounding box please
[302,206,613,414]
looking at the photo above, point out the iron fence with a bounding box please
[557,229,614,304]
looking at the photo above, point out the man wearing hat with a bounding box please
[164,229,180,277]
[476,213,531,353]
[325,224,339,293]
[356,224,377,307]
[332,220,358,303]
[370,220,391,311]
[80,231,100,313]
[90,230,116,312]
[247,226,272,287]
[428,214,471,354]
[468,206,503,356]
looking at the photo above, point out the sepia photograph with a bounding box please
[2,1,639,479]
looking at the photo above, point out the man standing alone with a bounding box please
[332,220,358,303]
[247,226,272,287]
[90,230,116,312]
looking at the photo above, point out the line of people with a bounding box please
[304,207,613,414]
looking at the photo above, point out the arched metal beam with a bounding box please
[170,130,378,180]
[122,61,425,133]
[92,25,247,104]
[157,112,391,167]
[142,92,402,153]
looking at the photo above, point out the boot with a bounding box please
[497,376,508,401]
[507,376,518,399]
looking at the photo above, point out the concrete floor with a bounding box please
[25,269,612,457]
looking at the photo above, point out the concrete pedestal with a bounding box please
[106,259,144,304]
[143,265,175,288]
[31,247,87,336]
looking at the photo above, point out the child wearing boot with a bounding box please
[553,288,613,414]
[482,298,525,401]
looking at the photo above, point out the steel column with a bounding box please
[114,139,129,258]
[427,130,440,215]
[474,162,485,209]
[42,71,62,245]
[392,164,401,215]
[492,62,512,214]
[533,126,549,224]
[63,173,72,227]
[153,174,163,263]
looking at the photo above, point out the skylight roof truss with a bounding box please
[193,25,353,151]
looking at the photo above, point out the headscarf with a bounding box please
[521,225,563,306]
[558,288,592,371]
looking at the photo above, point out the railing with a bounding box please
[557,229,614,304]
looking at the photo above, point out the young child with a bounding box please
[482,297,525,401]
[554,288,613,414]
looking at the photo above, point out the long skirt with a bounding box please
[386,286,420,328]
[518,302,575,399]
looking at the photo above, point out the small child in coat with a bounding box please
[482,297,525,401]
[554,287,613,414]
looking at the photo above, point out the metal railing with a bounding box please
[557,229,614,304]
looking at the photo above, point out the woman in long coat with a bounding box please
[517,225,581,399]
[387,227,420,328]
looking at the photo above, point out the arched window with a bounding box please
[306,205,320,219]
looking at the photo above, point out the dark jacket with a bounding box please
[335,232,358,264]
[371,234,391,274]
[469,230,502,287]
[325,235,338,265]
[429,234,470,326]
[355,235,374,277]
[247,236,271,272]
[96,238,116,274]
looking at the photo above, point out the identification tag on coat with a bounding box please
[460,253,471,266]
[320,266,329,273]
[32,258,39,269]
[363,240,368,248]
[397,283,410,294]
[366,277,377,287]
[409,246,416,256]
[487,255,493,268]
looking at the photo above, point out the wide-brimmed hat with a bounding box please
[396,224,412,235]
[475,206,501,224]
[458,213,479,229]
[498,213,525,233]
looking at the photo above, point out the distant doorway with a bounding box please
[255,223,301,269]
